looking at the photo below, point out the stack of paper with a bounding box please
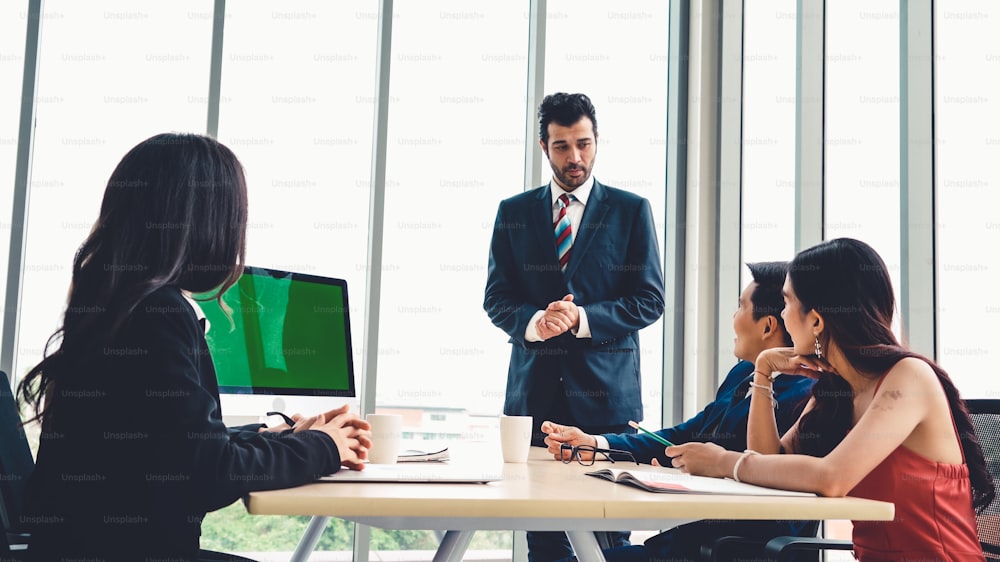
[397,447,450,462]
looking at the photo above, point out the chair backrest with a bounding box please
[965,399,1000,561]
[0,371,34,537]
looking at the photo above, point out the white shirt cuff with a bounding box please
[572,307,591,338]
[525,310,546,342]
[594,435,610,449]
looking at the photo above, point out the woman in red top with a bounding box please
[667,238,994,562]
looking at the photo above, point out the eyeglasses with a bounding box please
[559,443,639,466]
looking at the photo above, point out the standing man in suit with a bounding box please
[484,92,665,561]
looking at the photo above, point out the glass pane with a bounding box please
[0,0,28,357]
[544,0,669,429]
[215,1,376,416]
[377,0,527,429]
[375,0,529,555]
[19,0,212,380]
[935,1,1000,396]
[739,0,796,368]
[824,0,901,335]
[212,1,377,557]
[741,0,796,270]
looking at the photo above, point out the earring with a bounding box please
[814,335,823,359]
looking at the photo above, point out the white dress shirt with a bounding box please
[524,178,595,342]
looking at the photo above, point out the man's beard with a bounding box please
[553,163,590,189]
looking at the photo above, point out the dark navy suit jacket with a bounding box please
[484,181,665,427]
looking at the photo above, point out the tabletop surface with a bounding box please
[246,446,895,530]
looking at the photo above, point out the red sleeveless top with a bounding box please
[848,377,984,561]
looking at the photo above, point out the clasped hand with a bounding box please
[536,294,580,340]
[260,404,372,470]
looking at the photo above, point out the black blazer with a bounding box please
[25,286,342,561]
[484,181,665,426]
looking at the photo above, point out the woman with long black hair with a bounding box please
[18,133,371,561]
[668,238,993,561]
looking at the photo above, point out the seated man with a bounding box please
[543,261,817,562]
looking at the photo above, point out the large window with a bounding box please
[824,1,901,335]
[209,1,380,555]
[377,0,528,428]
[543,0,669,427]
[215,0,376,419]
[373,0,529,555]
[0,0,28,350]
[740,1,796,295]
[17,0,212,380]
[935,0,999,396]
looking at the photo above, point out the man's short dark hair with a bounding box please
[746,261,792,346]
[538,92,598,147]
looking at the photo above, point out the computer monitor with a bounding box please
[195,266,356,397]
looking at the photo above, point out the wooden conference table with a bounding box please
[246,447,894,562]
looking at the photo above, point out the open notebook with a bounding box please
[319,462,503,483]
[587,467,817,496]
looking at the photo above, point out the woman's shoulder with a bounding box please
[879,356,940,395]
[887,356,936,376]
[128,285,198,331]
[139,284,186,305]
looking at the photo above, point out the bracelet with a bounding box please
[753,369,780,381]
[732,449,760,483]
[747,381,778,409]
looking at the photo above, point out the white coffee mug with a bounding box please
[366,413,403,464]
[499,415,533,463]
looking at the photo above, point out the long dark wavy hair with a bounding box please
[791,238,995,511]
[18,133,248,424]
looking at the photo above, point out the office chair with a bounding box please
[967,399,1000,561]
[0,371,33,558]
[731,398,1000,562]
[697,520,843,562]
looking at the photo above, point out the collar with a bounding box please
[550,176,594,206]
[181,291,210,333]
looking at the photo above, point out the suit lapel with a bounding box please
[532,186,560,266]
[564,181,610,281]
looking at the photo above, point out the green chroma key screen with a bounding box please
[195,266,356,397]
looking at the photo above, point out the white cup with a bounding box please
[366,413,403,464]
[499,415,534,463]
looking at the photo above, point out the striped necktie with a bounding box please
[554,193,574,271]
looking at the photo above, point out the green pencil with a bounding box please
[628,420,675,447]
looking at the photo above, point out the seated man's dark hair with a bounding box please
[746,261,792,346]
